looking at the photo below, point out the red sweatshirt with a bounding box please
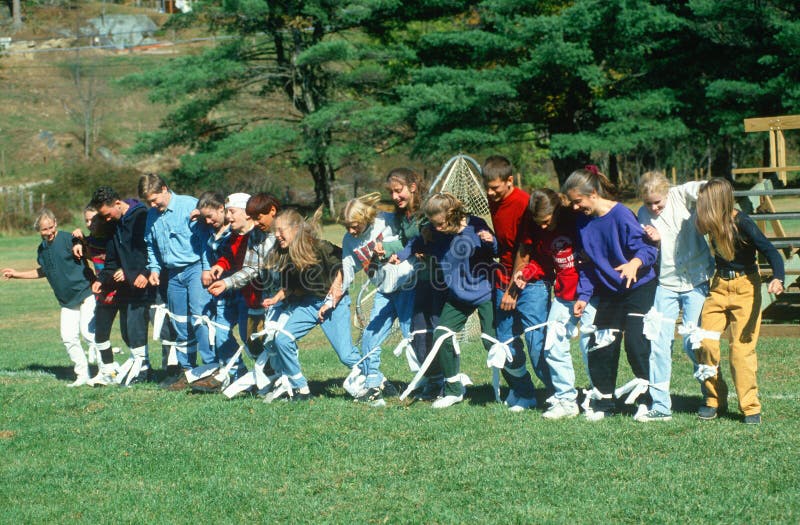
[520,209,578,301]
[215,229,262,309]
[490,187,530,289]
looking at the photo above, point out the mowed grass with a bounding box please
[1,234,800,524]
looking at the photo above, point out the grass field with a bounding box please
[1,233,800,524]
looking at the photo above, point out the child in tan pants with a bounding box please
[694,178,785,425]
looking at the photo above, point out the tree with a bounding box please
[126,0,469,210]
[61,50,103,159]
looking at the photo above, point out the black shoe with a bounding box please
[289,392,313,402]
[381,380,399,398]
[126,368,151,386]
[698,405,718,420]
[743,413,761,425]
[355,387,386,407]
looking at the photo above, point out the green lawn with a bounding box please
[1,234,799,524]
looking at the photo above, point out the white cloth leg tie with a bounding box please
[342,345,382,397]
[399,326,458,401]
[614,377,650,405]
[694,364,719,382]
[543,319,569,352]
[628,308,676,341]
[214,345,244,382]
[150,304,188,340]
[677,322,722,350]
[193,314,231,348]
[582,325,621,351]
[392,329,432,372]
[480,333,514,403]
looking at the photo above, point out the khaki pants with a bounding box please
[697,273,762,416]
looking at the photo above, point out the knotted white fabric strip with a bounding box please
[677,322,722,350]
[342,345,382,397]
[150,304,188,341]
[480,333,514,403]
[399,326,459,401]
[581,325,621,351]
[192,314,231,348]
[628,308,676,342]
[392,329,433,372]
[693,364,719,382]
[614,377,650,405]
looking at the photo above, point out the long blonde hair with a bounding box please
[695,178,738,260]
[265,206,324,271]
[342,192,381,229]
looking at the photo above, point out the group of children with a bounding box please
[2,158,785,424]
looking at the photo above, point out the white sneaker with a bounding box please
[89,366,118,387]
[542,399,580,420]
[432,394,463,409]
[67,376,90,388]
[508,396,537,413]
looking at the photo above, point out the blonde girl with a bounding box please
[341,193,412,406]
[694,178,784,424]
[635,172,715,422]
[262,208,361,401]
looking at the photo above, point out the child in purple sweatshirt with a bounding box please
[399,192,498,408]
[563,166,659,421]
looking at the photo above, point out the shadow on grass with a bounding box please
[27,364,88,382]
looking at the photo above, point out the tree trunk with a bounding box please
[12,0,22,29]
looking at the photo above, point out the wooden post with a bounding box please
[671,167,676,185]
[777,129,787,185]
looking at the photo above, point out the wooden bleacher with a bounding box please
[730,115,800,335]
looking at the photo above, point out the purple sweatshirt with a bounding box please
[576,203,658,301]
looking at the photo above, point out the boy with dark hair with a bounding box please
[208,193,280,362]
[89,186,155,385]
[482,155,552,411]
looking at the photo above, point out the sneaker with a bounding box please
[89,371,115,387]
[743,413,761,425]
[159,372,189,391]
[355,387,386,407]
[697,405,719,420]
[542,399,580,420]
[289,392,313,403]
[67,376,90,388]
[432,394,463,409]
[508,396,537,413]
[125,368,151,386]
[380,379,399,398]
[634,409,673,422]
[191,375,225,393]
[584,399,615,421]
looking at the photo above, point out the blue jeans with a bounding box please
[211,292,248,378]
[272,294,361,390]
[360,288,414,389]
[649,282,709,414]
[494,281,552,399]
[167,262,214,369]
[545,296,597,401]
